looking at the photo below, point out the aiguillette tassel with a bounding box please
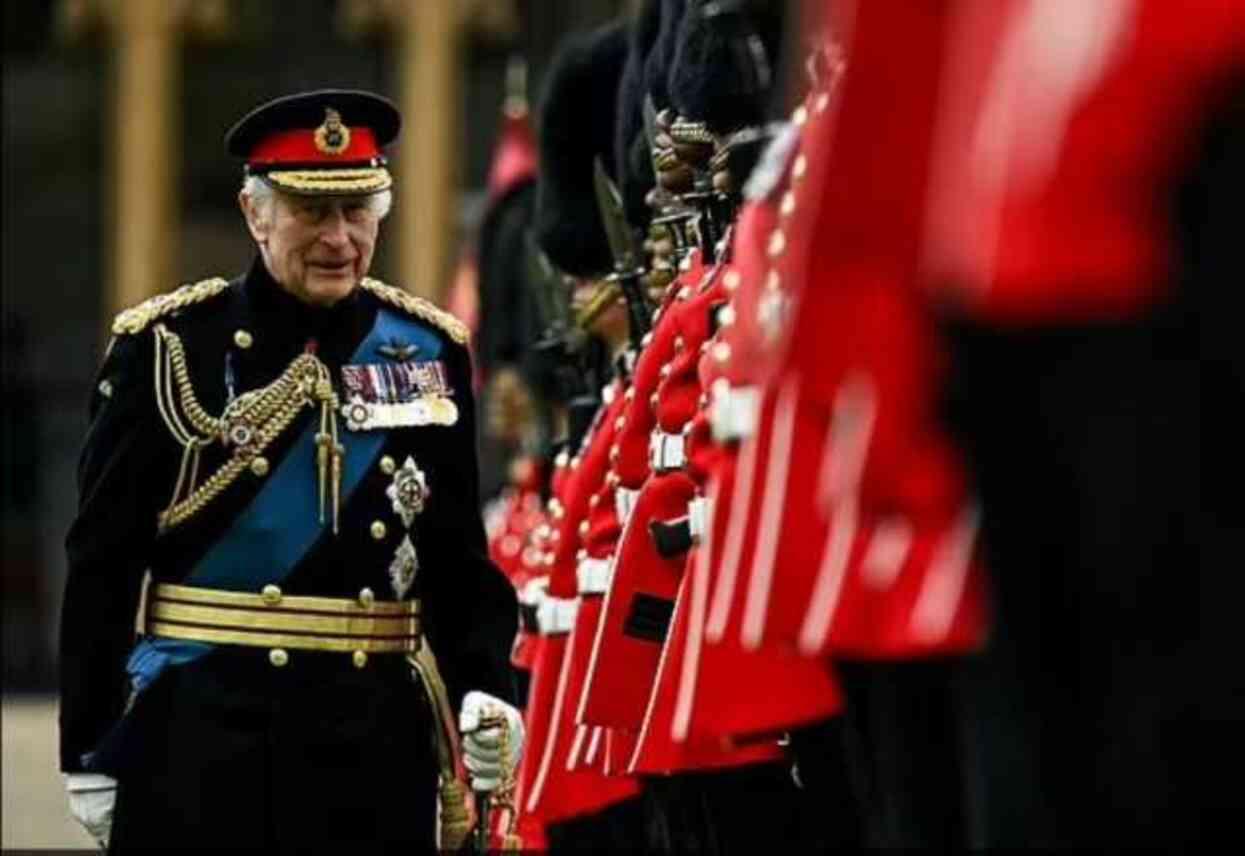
[315,400,331,525]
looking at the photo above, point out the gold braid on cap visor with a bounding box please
[263,167,392,195]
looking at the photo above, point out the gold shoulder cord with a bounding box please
[152,323,344,533]
[113,277,232,336]
[359,278,471,345]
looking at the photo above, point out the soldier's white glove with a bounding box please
[64,772,117,848]
[458,691,524,792]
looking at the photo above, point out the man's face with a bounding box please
[242,188,381,306]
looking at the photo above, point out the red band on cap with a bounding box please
[248,126,380,166]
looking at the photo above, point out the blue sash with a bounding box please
[124,307,443,692]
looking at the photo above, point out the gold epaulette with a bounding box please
[360,278,469,345]
[112,277,231,336]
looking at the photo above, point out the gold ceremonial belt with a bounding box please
[146,583,422,654]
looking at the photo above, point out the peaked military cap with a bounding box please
[225,89,400,196]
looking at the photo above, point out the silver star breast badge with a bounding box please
[389,536,419,599]
[386,455,430,528]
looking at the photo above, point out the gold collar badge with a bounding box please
[314,107,351,156]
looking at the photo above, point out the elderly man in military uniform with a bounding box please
[59,89,524,853]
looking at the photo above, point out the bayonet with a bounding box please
[592,157,651,344]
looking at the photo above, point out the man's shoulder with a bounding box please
[110,276,235,337]
[358,277,470,347]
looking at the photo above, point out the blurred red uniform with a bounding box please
[916,0,1245,844]
[669,76,850,749]
[514,379,640,834]
[723,1,988,664]
[484,458,548,674]
[575,254,704,732]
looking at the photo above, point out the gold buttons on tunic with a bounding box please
[724,270,741,292]
[233,329,254,349]
[269,648,289,667]
[614,416,626,431]
[261,584,282,605]
[250,456,270,477]
[792,105,809,127]
[358,587,376,608]
[352,651,369,669]
[713,342,732,364]
[625,387,636,401]
[641,332,654,348]
[766,270,782,292]
[650,393,660,408]
[780,191,797,218]
[792,154,807,180]
[768,230,787,258]
[660,364,672,379]
[370,520,387,541]
[379,455,396,475]
[719,305,737,327]
[579,520,590,537]
[674,337,685,352]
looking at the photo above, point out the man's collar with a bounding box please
[243,256,361,332]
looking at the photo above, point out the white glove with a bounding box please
[458,691,524,792]
[65,772,117,848]
[517,576,550,606]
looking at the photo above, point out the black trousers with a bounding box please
[640,760,808,854]
[545,795,648,854]
[106,648,439,854]
[788,716,866,849]
[943,307,1205,847]
[836,659,970,849]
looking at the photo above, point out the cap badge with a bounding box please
[314,107,351,156]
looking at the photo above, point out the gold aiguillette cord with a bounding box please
[312,375,343,533]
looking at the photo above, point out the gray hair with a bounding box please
[241,175,393,223]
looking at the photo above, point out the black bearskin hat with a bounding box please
[534,21,630,279]
[644,0,687,113]
[476,180,540,378]
[615,0,664,228]
[667,0,788,134]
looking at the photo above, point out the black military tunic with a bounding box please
[61,258,518,853]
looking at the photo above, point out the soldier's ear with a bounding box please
[239,190,270,244]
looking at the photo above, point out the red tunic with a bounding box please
[514,381,640,828]
[742,0,989,659]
